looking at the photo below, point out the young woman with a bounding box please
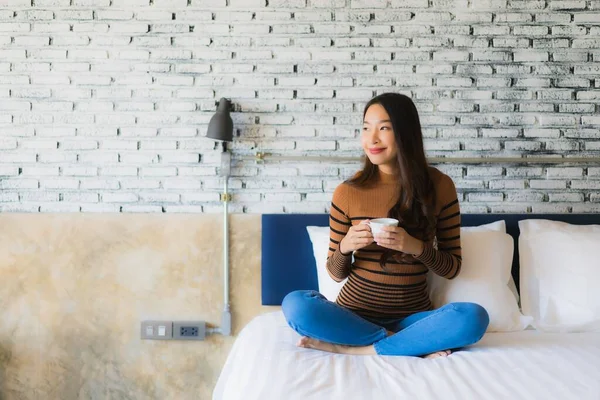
[282,93,489,359]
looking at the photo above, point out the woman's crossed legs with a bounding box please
[282,290,490,358]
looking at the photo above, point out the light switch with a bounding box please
[141,321,173,340]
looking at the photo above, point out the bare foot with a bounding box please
[297,336,376,355]
[422,349,452,359]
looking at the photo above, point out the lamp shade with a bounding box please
[206,98,233,142]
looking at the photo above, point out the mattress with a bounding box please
[214,311,600,400]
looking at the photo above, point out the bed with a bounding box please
[213,214,600,400]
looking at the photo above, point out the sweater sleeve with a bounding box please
[414,174,462,280]
[325,183,353,282]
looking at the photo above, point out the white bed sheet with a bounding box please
[214,311,600,400]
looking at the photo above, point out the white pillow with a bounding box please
[428,229,533,332]
[462,220,506,233]
[306,226,347,301]
[519,219,600,332]
[460,220,519,303]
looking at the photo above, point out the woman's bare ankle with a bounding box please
[298,337,376,355]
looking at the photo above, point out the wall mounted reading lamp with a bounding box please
[206,97,234,336]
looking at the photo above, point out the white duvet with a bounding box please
[214,311,600,400]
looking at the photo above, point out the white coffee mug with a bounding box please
[368,218,399,236]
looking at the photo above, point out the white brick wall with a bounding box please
[0,1,599,213]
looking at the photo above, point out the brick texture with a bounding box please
[0,2,599,213]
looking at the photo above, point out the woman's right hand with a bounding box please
[339,220,374,255]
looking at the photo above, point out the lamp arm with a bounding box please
[220,147,232,336]
[221,173,231,336]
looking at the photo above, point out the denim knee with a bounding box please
[453,302,490,342]
[282,290,320,327]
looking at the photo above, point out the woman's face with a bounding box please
[362,104,398,173]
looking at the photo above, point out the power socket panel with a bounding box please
[173,321,206,341]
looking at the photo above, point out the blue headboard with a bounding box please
[261,214,600,305]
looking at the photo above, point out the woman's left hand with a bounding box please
[373,226,425,257]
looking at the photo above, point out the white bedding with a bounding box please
[214,311,600,400]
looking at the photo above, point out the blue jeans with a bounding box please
[282,290,490,357]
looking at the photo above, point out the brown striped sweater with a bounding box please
[326,167,462,320]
